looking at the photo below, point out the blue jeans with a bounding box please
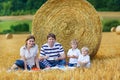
[39,59,66,69]
[47,59,66,67]
[15,60,31,70]
[39,59,51,69]
[68,63,77,67]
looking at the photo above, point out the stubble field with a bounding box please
[0,32,120,80]
[0,12,120,80]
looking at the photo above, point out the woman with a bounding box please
[8,35,40,71]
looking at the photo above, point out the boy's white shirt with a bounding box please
[77,54,90,67]
[67,48,81,64]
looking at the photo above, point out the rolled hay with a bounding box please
[32,0,102,57]
[5,33,13,39]
[111,27,116,32]
[116,25,120,35]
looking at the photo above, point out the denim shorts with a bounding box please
[68,63,77,67]
[15,60,32,70]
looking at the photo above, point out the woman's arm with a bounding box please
[21,56,27,70]
[35,56,40,69]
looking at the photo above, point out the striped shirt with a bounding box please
[40,42,64,60]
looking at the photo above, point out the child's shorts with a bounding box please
[68,63,77,67]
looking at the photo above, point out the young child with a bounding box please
[67,39,81,67]
[77,47,90,68]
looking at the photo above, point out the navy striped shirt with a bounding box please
[40,42,64,60]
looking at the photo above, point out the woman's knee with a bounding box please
[15,60,24,68]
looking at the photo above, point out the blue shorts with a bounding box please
[15,60,32,70]
[68,63,77,67]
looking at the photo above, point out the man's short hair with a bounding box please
[47,33,56,40]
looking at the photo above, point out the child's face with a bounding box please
[82,49,88,56]
[71,43,77,49]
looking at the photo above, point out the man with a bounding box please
[39,33,66,69]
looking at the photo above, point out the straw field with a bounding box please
[0,32,120,80]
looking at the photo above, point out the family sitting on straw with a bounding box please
[8,33,90,71]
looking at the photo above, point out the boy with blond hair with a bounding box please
[67,39,81,67]
[77,47,90,68]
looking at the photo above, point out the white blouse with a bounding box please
[20,44,38,67]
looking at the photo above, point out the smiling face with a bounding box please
[81,49,88,56]
[70,39,78,49]
[47,37,56,47]
[71,43,77,49]
[81,47,89,56]
[26,38,35,48]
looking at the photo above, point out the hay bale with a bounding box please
[5,33,13,39]
[116,25,120,35]
[111,27,116,32]
[32,0,102,57]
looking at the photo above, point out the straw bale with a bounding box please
[32,0,102,57]
[111,27,116,32]
[116,25,120,35]
[5,33,13,39]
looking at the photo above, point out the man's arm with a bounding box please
[57,53,66,60]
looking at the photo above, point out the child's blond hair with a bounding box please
[81,47,89,52]
[70,39,78,45]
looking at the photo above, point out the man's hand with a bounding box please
[44,56,49,59]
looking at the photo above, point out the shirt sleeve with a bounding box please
[67,49,71,56]
[78,54,81,61]
[77,49,81,56]
[34,44,39,56]
[59,44,64,55]
[84,56,90,62]
[20,47,25,57]
[40,45,45,56]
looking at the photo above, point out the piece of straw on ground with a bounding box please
[32,0,102,57]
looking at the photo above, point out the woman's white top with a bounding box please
[20,44,38,66]
[77,54,90,68]
[67,48,81,64]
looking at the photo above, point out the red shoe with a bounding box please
[32,67,40,71]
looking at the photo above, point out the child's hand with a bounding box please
[71,55,77,58]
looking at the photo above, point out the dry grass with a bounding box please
[0,32,120,80]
